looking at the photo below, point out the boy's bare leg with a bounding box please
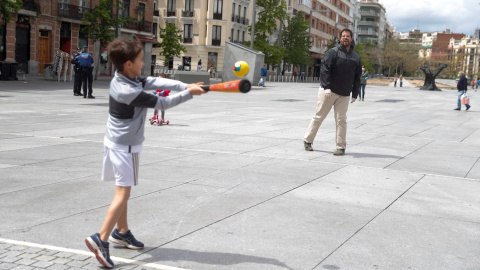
[116,203,129,233]
[99,186,131,241]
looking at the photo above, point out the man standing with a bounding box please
[71,48,83,96]
[455,71,470,110]
[303,29,361,155]
[78,46,95,99]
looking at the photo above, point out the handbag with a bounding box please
[461,94,470,105]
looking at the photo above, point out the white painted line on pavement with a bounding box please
[0,238,188,270]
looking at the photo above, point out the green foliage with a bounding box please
[354,42,376,73]
[82,0,132,42]
[0,0,22,25]
[282,13,312,67]
[248,0,288,68]
[158,23,186,67]
[326,36,338,50]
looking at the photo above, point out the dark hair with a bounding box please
[340,28,353,38]
[108,39,143,72]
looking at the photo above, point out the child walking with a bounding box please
[84,39,206,269]
[149,73,170,125]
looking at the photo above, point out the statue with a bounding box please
[419,62,447,91]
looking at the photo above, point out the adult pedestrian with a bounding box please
[399,74,404,87]
[394,74,398,87]
[471,78,476,90]
[359,65,368,101]
[197,59,202,71]
[78,46,95,99]
[303,29,361,155]
[71,47,83,96]
[455,71,470,111]
[259,65,267,87]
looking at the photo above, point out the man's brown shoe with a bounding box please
[333,149,345,156]
[304,141,313,151]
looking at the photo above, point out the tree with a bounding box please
[247,0,288,68]
[326,36,338,50]
[382,39,421,77]
[157,23,186,67]
[282,13,312,68]
[82,0,132,79]
[0,0,22,25]
[354,42,376,73]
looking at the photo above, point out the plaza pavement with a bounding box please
[0,76,479,270]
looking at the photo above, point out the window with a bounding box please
[121,0,130,17]
[237,29,240,42]
[232,3,235,21]
[185,0,193,11]
[138,3,145,22]
[167,0,175,16]
[213,0,222,19]
[183,24,193,43]
[242,31,245,42]
[212,25,221,45]
[231,28,234,42]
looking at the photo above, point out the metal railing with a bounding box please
[213,13,222,20]
[182,10,194,17]
[125,20,152,32]
[166,10,176,17]
[22,0,39,12]
[153,10,159,16]
[183,37,192,43]
[58,3,91,20]
[212,39,221,46]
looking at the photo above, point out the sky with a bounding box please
[378,0,480,35]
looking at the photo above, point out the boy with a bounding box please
[85,39,206,268]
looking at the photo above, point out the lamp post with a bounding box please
[250,0,256,49]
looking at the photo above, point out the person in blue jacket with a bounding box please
[259,65,267,87]
[78,46,95,98]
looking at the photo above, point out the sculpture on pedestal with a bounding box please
[419,62,447,91]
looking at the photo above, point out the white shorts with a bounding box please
[102,146,140,186]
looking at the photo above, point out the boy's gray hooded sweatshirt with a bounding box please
[105,72,192,146]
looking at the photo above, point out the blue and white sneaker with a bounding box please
[85,233,114,269]
[109,228,144,250]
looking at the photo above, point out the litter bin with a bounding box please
[0,62,18,81]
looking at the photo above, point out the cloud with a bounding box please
[379,0,479,34]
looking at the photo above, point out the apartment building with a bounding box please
[1,0,154,76]
[357,0,386,46]
[154,0,254,73]
[285,0,357,77]
[448,36,480,79]
[419,30,464,61]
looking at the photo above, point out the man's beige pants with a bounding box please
[304,88,350,149]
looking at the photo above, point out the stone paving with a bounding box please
[0,76,479,270]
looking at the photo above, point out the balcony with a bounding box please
[58,3,91,20]
[213,13,222,20]
[212,39,221,46]
[166,10,176,17]
[358,21,378,26]
[183,37,192,44]
[153,10,159,16]
[22,0,40,12]
[125,20,152,32]
[359,10,380,17]
[182,10,194,17]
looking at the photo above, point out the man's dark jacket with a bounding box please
[320,41,361,98]
[457,75,467,91]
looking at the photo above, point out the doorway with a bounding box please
[38,30,51,74]
[15,15,30,73]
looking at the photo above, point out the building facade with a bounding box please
[284,0,357,77]
[448,36,480,80]
[1,0,154,77]
[419,30,464,63]
[357,0,386,46]
[154,0,254,74]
